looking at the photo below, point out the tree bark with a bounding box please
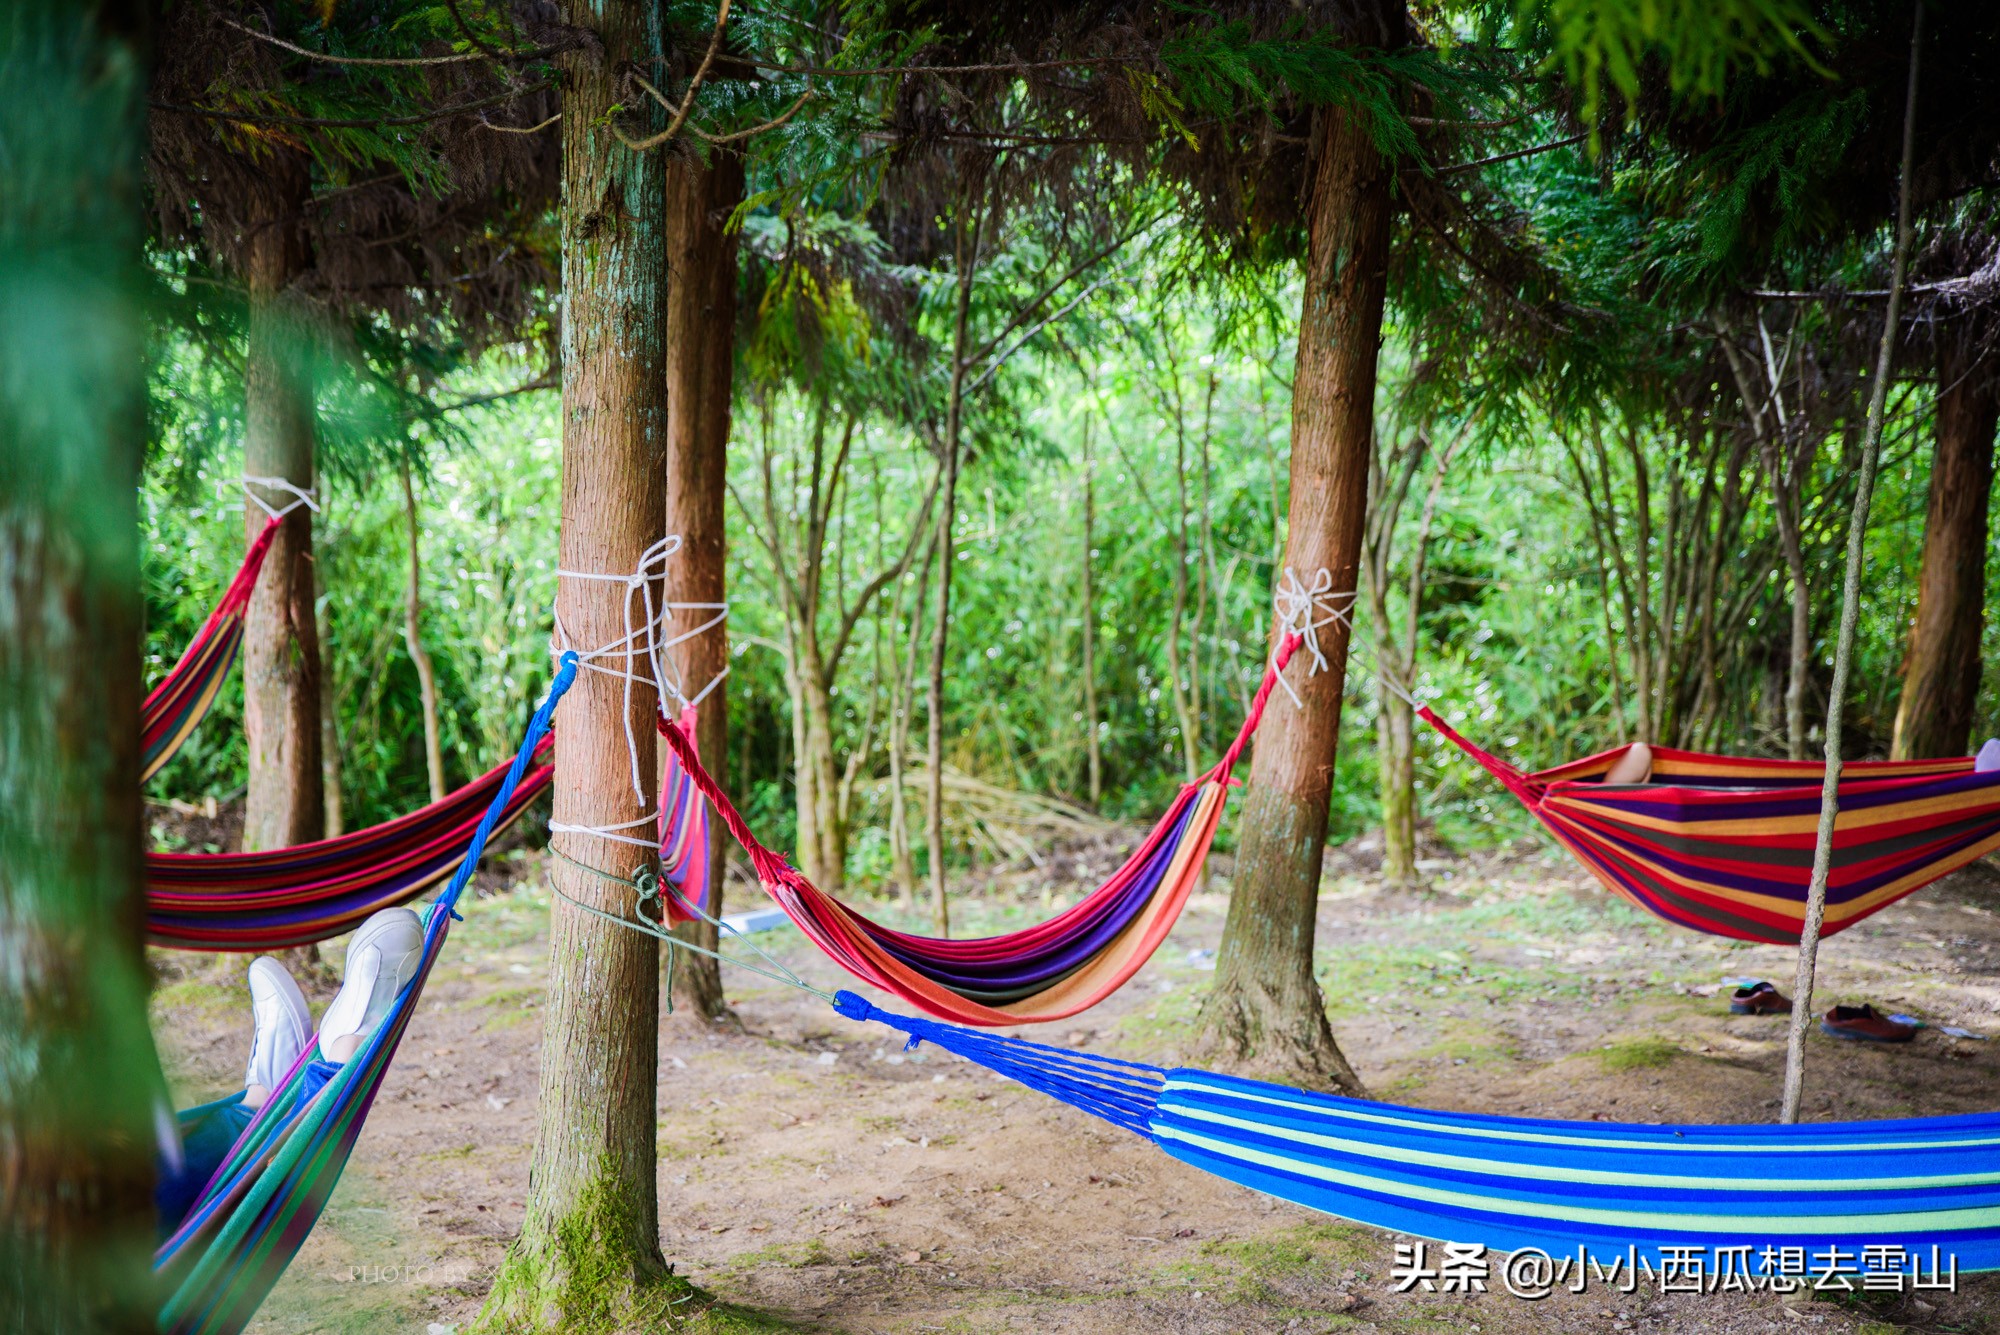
[240,151,324,852]
[1198,94,1395,1095]
[0,8,161,1327]
[662,147,741,1022]
[317,559,344,838]
[925,168,987,936]
[479,4,675,1324]
[401,463,446,803]
[1081,418,1102,808]
[1892,323,1996,759]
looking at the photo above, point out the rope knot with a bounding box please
[1269,567,1356,709]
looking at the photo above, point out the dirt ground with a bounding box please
[150,833,2000,1335]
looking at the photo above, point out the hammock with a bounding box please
[142,517,280,783]
[658,703,713,922]
[144,741,554,950]
[834,989,2000,1274]
[654,636,1306,1026]
[1419,708,2000,945]
[152,654,575,1335]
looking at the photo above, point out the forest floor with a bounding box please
[150,825,2000,1335]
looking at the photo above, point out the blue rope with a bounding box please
[830,990,1164,1137]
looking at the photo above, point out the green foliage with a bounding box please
[1524,0,1828,130]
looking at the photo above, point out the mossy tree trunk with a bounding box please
[240,150,324,853]
[0,7,162,1329]
[1198,74,1402,1094]
[663,148,741,1022]
[1892,322,1996,759]
[479,4,676,1327]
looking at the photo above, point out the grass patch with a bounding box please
[1598,1037,1680,1071]
[718,1238,835,1272]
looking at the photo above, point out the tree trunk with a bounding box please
[479,5,675,1324]
[925,169,987,937]
[1198,94,1395,1095]
[890,524,938,903]
[401,463,445,803]
[317,560,344,838]
[795,659,845,892]
[240,152,324,852]
[1377,695,1417,885]
[0,8,161,1327]
[1081,419,1102,808]
[662,148,741,1022]
[1892,325,1995,759]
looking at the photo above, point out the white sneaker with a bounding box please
[245,956,312,1092]
[318,908,425,1057]
[1977,738,2000,774]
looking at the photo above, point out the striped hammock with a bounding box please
[1420,708,2000,945]
[143,704,713,950]
[145,741,553,950]
[835,990,2000,1274]
[655,636,1306,1026]
[154,655,576,1335]
[142,517,280,783]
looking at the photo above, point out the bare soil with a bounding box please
[150,838,2000,1335]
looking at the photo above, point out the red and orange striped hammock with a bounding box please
[142,516,281,783]
[655,636,1309,1026]
[1420,707,2000,945]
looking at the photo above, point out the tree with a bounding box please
[146,0,559,850]
[1892,293,1997,758]
[1199,0,1409,1091]
[0,5,163,1329]
[478,3,677,1325]
[663,146,743,1020]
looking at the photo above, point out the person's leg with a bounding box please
[318,907,425,1063]
[157,955,311,1233]
[1603,742,1654,785]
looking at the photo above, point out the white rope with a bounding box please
[548,538,732,851]
[235,476,321,521]
[1269,566,1423,712]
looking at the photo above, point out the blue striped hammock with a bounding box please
[830,992,2000,1274]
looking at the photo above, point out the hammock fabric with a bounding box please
[145,740,554,951]
[153,655,576,1335]
[658,703,714,923]
[836,990,2000,1274]
[657,636,1306,1026]
[1419,707,2000,946]
[142,517,281,783]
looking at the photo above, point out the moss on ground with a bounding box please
[1597,1037,1681,1072]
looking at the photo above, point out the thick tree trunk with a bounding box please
[0,9,161,1327]
[1892,327,1996,759]
[401,463,446,803]
[1197,95,1395,1095]
[240,153,324,853]
[662,148,741,1022]
[479,5,675,1325]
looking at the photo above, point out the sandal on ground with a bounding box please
[1729,981,1792,1015]
[1820,1004,1917,1044]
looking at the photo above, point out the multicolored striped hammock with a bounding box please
[154,654,577,1335]
[142,702,715,950]
[655,636,1305,1026]
[835,990,2000,1274]
[1419,708,2000,945]
[142,516,280,783]
[144,742,553,950]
